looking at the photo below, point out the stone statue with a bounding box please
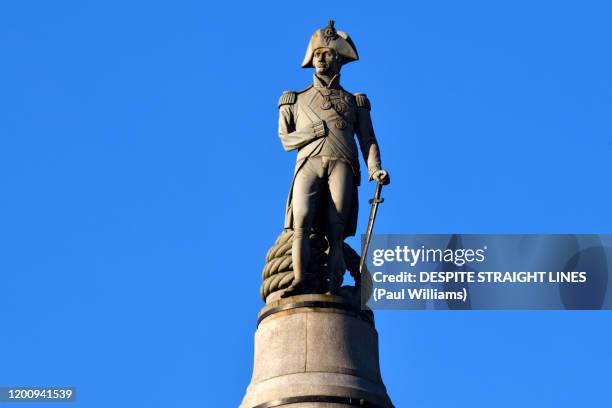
[243,22,395,407]
[277,20,390,298]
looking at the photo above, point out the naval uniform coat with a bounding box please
[278,75,383,238]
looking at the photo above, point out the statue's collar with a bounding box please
[313,74,341,89]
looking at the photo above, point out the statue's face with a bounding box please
[313,47,340,76]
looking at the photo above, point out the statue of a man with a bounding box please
[278,20,390,297]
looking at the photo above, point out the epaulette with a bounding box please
[354,93,371,111]
[278,91,297,107]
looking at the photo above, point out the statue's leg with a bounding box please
[284,159,322,295]
[325,160,354,293]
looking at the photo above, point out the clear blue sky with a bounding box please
[1,1,611,407]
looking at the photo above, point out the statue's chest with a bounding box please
[310,89,356,130]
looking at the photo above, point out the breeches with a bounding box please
[292,156,354,231]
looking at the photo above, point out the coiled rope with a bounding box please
[260,230,372,302]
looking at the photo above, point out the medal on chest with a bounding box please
[318,89,352,129]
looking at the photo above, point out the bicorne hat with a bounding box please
[301,20,359,68]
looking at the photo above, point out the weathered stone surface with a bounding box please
[251,312,306,383]
[240,295,393,408]
[305,310,381,384]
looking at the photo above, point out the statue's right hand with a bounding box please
[311,120,327,138]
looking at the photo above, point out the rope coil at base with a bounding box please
[260,230,373,302]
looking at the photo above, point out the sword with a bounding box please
[359,182,384,276]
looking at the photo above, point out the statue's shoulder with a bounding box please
[278,86,313,108]
[353,93,371,111]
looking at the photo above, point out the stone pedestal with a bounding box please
[240,294,393,408]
